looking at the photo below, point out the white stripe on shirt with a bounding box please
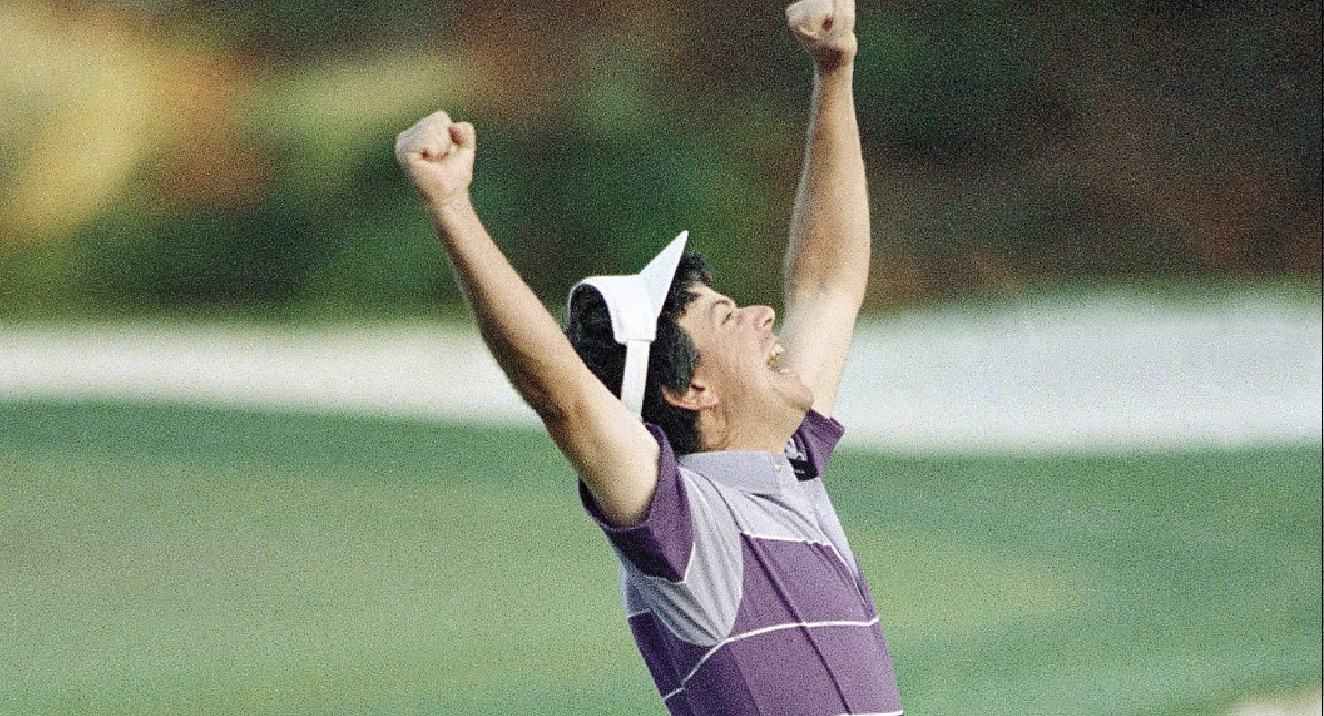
[661,616,881,703]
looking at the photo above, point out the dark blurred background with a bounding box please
[1,0,1319,319]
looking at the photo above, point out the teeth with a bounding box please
[767,343,785,368]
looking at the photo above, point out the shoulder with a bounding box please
[796,409,845,444]
[578,424,696,582]
[787,410,846,480]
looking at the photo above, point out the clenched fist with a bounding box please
[395,111,477,206]
[786,0,857,68]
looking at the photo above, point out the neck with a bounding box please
[696,406,804,454]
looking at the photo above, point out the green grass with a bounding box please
[2,401,1319,715]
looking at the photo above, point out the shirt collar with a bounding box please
[678,449,795,496]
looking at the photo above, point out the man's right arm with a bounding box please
[395,111,660,527]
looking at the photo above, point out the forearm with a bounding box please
[430,197,659,526]
[396,111,658,526]
[777,3,870,415]
[784,61,870,305]
[427,196,586,417]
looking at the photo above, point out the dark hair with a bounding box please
[564,252,713,455]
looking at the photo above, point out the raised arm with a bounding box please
[395,112,660,527]
[778,0,869,417]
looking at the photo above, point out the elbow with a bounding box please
[517,380,568,426]
[518,372,589,433]
[499,362,564,424]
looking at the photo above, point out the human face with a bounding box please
[673,285,814,449]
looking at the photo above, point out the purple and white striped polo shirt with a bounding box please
[581,411,903,716]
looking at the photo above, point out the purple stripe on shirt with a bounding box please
[679,622,901,716]
[634,536,899,715]
[627,610,709,701]
[730,535,876,633]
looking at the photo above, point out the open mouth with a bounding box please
[766,343,789,373]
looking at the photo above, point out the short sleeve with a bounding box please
[786,409,846,480]
[578,424,692,582]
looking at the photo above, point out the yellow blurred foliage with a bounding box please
[0,2,166,242]
[0,2,271,243]
[0,1,478,245]
[246,49,470,189]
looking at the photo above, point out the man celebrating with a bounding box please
[395,0,902,713]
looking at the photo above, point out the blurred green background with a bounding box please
[1,1,1321,715]
[1,0,1319,318]
[3,402,1320,715]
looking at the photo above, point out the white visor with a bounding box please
[568,231,689,417]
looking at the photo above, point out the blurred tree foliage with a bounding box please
[0,0,1318,319]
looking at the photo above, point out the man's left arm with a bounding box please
[778,0,869,418]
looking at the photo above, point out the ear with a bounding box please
[661,379,719,411]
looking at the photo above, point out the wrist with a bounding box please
[813,46,857,74]
[427,192,478,226]
[814,55,856,83]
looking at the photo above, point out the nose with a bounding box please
[751,305,775,329]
